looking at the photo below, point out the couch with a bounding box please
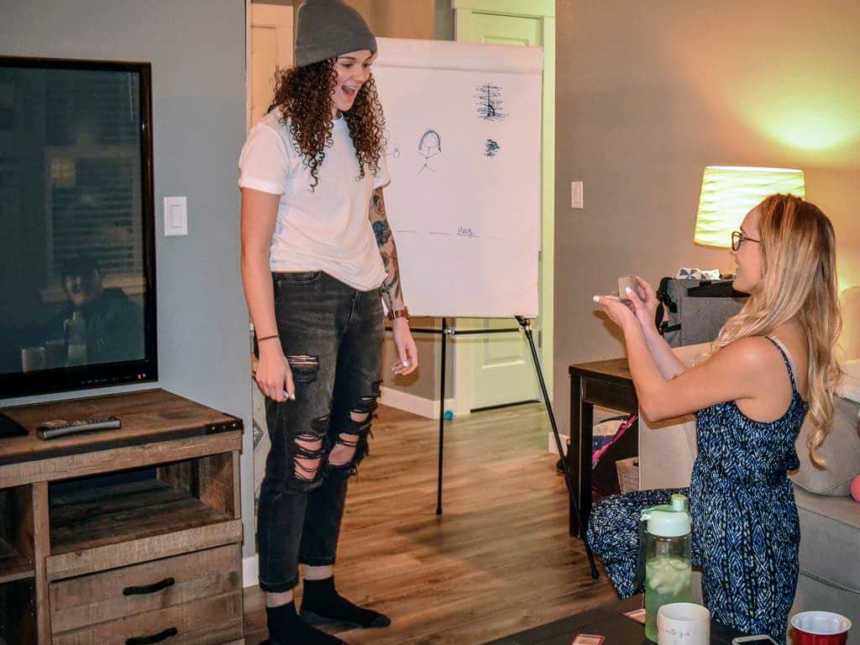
[637,346,860,642]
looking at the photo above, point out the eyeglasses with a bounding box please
[731,230,761,251]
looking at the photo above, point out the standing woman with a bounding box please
[239,2,417,643]
[591,194,841,642]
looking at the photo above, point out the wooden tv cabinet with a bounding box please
[0,389,245,645]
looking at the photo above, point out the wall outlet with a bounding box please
[571,181,583,209]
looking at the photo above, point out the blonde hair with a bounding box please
[715,194,842,466]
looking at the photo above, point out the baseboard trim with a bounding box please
[379,386,457,419]
[243,554,258,588]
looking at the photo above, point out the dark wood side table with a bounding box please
[568,358,638,536]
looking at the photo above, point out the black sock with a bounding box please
[266,600,346,645]
[301,576,391,629]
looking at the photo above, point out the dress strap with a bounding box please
[764,336,799,394]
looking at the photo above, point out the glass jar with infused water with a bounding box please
[65,310,88,366]
[642,493,693,642]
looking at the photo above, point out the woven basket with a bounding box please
[615,457,639,493]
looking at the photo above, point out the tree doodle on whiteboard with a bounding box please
[484,139,500,157]
[418,129,442,174]
[475,83,506,121]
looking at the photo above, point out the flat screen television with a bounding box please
[0,57,157,399]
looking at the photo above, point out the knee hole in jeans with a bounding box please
[293,426,326,482]
[329,411,368,466]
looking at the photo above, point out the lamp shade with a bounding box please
[693,166,805,248]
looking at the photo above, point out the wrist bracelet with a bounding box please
[256,334,279,343]
[386,307,410,321]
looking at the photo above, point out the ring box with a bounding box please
[618,276,637,299]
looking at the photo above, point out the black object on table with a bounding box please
[483,596,746,645]
[568,358,639,537]
[0,412,28,438]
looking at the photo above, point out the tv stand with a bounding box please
[0,413,26,439]
[0,389,245,644]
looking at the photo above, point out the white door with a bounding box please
[453,1,555,411]
[249,4,294,128]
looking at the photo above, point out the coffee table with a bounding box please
[484,596,746,644]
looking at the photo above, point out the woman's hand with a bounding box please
[391,318,418,376]
[255,342,295,402]
[593,294,639,332]
[625,276,660,332]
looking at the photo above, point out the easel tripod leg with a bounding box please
[515,317,599,580]
[435,317,447,515]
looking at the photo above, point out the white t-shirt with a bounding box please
[238,110,389,291]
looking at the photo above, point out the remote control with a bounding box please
[37,416,122,440]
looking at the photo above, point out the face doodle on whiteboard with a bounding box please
[418,129,441,173]
[484,139,500,157]
[475,83,506,121]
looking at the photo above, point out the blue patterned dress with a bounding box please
[587,337,807,643]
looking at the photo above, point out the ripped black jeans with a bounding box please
[257,271,384,593]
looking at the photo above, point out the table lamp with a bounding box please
[693,165,806,249]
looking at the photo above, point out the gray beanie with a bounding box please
[295,0,377,67]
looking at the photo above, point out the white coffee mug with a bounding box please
[657,602,710,645]
[21,346,46,373]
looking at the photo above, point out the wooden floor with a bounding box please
[244,403,616,644]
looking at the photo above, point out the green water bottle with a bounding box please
[642,493,693,642]
[65,310,88,366]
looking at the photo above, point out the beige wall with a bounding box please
[343,0,372,19]
[343,0,453,40]
[382,318,455,400]
[372,1,435,39]
[554,0,860,436]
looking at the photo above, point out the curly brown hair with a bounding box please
[268,58,385,190]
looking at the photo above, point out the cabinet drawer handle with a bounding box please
[126,627,178,645]
[123,577,176,596]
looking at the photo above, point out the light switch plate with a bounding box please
[164,196,188,236]
[571,181,584,209]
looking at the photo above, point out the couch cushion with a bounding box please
[795,486,860,593]
[791,395,860,496]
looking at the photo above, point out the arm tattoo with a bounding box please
[368,188,405,313]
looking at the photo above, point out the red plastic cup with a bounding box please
[790,611,852,645]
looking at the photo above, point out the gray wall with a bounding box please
[554,0,860,438]
[1,0,254,556]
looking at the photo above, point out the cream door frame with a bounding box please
[451,0,556,414]
[248,3,294,128]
